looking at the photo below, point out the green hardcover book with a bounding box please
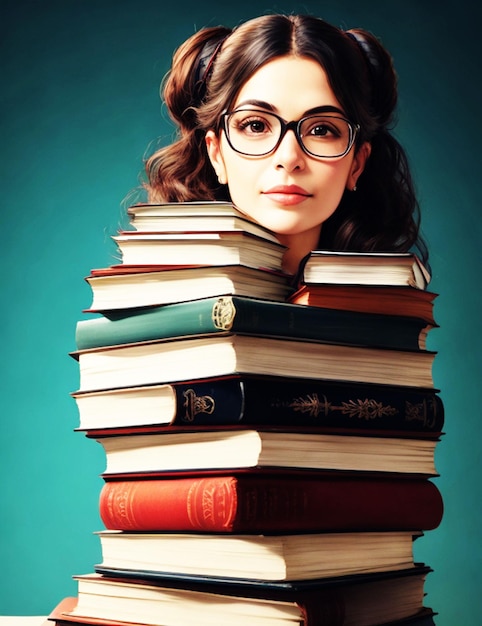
[75,295,433,352]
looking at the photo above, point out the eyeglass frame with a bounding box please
[219,108,361,159]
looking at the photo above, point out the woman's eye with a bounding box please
[302,117,344,140]
[309,123,338,138]
[313,125,330,136]
[238,118,269,134]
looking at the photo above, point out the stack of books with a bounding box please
[46,202,443,626]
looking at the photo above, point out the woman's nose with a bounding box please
[273,129,306,172]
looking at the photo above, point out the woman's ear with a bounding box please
[347,142,371,191]
[205,130,228,185]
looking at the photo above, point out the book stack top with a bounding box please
[83,202,290,312]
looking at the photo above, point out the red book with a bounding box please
[99,474,443,533]
[288,284,437,325]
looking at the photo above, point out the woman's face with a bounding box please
[206,56,370,261]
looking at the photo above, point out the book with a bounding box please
[73,334,437,392]
[294,251,431,290]
[84,265,289,311]
[93,529,421,581]
[128,200,247,217]
[127,201,281,244]
[91,429,439,477]
[112,231,286,271]
[49,567,434,626]
[75,295,432,352]
[72,374,445,433]
[98,474,444,532]
[288,284,437,325]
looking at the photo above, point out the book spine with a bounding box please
[76,295,429,351]
[172,377,445,433]
[100,476,237,532]
[99,476,443,532]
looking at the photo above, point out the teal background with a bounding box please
[1,0,481,622]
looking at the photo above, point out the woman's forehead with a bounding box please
[232,56,343,117]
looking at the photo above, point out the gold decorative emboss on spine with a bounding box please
[212,297,236,330]
[182,389,215,422]
[273,393,434,424]
[271,393,398,420]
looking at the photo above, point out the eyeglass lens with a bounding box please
[225,109,354,158]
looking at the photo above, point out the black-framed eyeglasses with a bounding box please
[220,109,360,159]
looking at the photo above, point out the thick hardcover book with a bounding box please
[73,334,437,393]
[84,264,289,311]
[99,474,443,532]
[294,251,430,290]
[92,428,439,477]
[94,529,421,581]
[72,374,444,433]
[288,283,437,325]
[113,230,286,271]
[50,567,434,626]
[75,295,432,352]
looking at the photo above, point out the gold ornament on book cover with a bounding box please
[212,297,236,330]
[182,388,216,422]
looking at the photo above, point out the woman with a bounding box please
[144,14,427,274]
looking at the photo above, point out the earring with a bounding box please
[352,185,357,192]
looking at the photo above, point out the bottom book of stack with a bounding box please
[47,564,437,626]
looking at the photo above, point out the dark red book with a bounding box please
[288,283,437,325]
[99,474,444,533]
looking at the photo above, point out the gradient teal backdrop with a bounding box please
[2,0,481,622]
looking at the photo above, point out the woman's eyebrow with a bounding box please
[305,105,346,117]
[234,99,346,117]
[234,99,276,111]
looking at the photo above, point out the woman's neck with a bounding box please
[277,227,321,275]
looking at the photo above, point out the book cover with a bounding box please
[98,474,443,532]
[287,283,437,325]
[75,295,433,352]
[72,374,444,433]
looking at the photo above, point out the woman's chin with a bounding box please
[259,219,308,237]
[270,224,317,241]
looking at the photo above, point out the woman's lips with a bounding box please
[262,185,312,205]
